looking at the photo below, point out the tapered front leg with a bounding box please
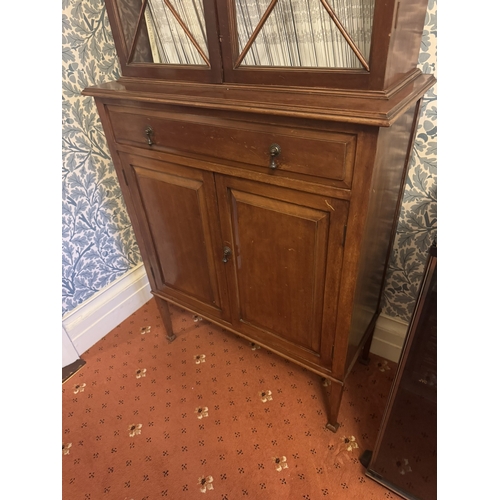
[359,333,373,365]
[360,312,379,365]
[155,296,177,343]
[324,378,343,433]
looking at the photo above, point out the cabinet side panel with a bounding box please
[383,0,428,89]
[346,103,419,368]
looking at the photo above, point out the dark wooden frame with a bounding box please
[361,243,437,499]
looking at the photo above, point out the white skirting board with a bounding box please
[62,264,152,356]
[369,313,409,364]
[62,325,80,367]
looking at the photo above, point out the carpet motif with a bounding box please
[62,299,403,499]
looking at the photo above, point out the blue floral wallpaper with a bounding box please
[380,0,437,322]
[61,0,437,323]
[62,0,142,315]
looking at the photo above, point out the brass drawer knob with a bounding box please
[145,126,154,146]
[222,246,231,263]
[269,143,281,169]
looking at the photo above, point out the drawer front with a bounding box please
[107,105,356,187]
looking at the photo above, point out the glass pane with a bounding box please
[142,0,209,65]
[116,0,153,62]
[326,0,374,61]
[236,0,374,69]
[118,0,209,66]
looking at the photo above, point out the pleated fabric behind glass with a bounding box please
[135,0,374,68]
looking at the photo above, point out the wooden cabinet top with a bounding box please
[83,71,435,127]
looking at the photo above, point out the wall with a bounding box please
[61,0,437,326]
[62,0,142,316]
[380,0,437,323]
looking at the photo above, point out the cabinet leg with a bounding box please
[359,335,372,365]
[154,296,177,343]
[360,313,379,365]
[359,315,378,365]
[324,378,343,433]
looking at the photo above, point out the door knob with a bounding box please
[222,246,231,263]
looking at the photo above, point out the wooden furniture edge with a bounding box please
[82,74,435,127]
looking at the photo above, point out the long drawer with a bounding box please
[106,104,356,188]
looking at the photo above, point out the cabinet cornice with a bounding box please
[83,73,435,127]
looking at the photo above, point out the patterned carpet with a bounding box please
[62,298,399,499]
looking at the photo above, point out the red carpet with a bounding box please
[62,298,399,499]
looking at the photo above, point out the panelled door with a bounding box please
[118,152,231,322]
[216,175,349,370]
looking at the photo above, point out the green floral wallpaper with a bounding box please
[61,0,437,323]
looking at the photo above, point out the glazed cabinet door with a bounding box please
[118,152,231,322]
[216,175,349,373]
